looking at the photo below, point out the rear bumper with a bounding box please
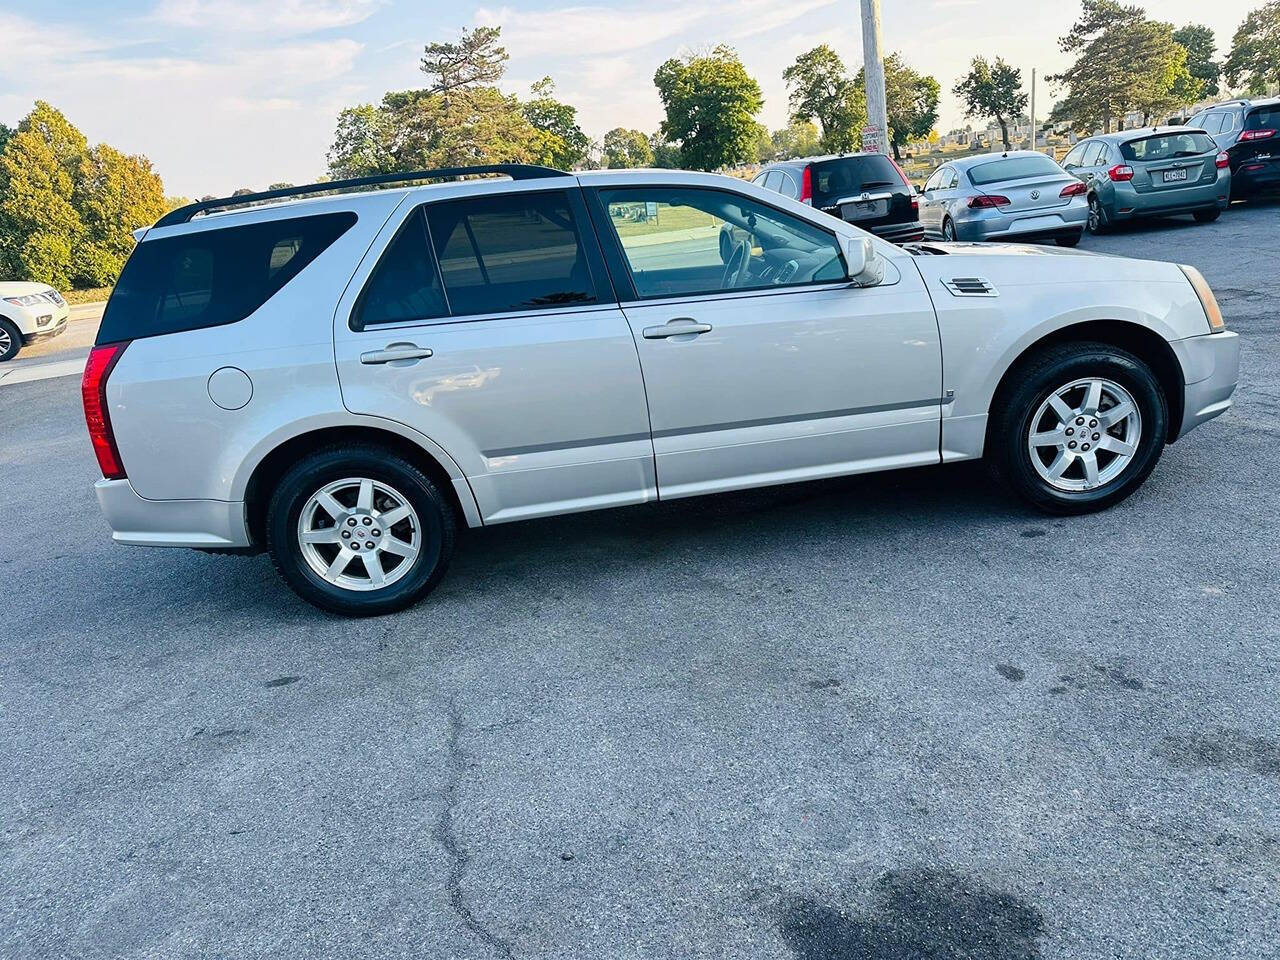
[1110,175,1229,219]
[1230,160,1280,197]
[869,220,925,244]
[956,204,1087,242]
[1171,330,1240,441]
[95,478,252,548]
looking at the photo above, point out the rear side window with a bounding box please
[353,209,448,329]
[98,212,356,344]
[1120,132,1216,161]
[425,192,596,316]
[809,155,904,208]
[967,154,1063,185]
[1246,106,1280,131]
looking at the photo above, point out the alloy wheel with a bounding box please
[0,326,11,356]
[1027,377,1142,492]
[296,477,422,591]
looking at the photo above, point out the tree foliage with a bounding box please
[1225,2,1280,95]
[771,120,821,159]
[1173,24,1220,99]
[648,133,682,168]
[783,45,865,153]
[328,27,565,178]
[523,77,590,169]
[954,56,1028,149]
[864,53,939,159]
[1048,1,1195,132]
[0,101,163,289]
[654,45,764,171]
[602,128,653,168]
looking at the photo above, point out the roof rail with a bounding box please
[155,164,570,228]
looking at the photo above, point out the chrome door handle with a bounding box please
[642,319,713,339]
[360,343,434,364]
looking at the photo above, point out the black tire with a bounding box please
[1193,207,1221,223]
[987,342,1168,515]
[1055,230,1083,247]
[1086,195,1110,234]
[0,318,21,362]
[265,444,456,616]
[942,217,957,241]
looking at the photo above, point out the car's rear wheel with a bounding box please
[1193,207,1221,223]
[266,445,456,616]
[1056,230,1083,247]
[1086,195,1110,234]
[942,217,957,241]
[988,342,1167,514]
[0,319,21,362]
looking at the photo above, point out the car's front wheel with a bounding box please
[988,342,1167,514]
[0,318,21,362]
[266,445,456,616]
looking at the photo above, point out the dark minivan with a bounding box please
[749,153,923,243]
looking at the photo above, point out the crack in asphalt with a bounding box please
[434,700,516,960]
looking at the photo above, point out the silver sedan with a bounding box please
[919,150,1089,247]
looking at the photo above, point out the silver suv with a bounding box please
[85,164,1238,615]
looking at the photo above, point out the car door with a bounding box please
[333,185,656,524]
[586,183,943,500]
[919,168,944,231]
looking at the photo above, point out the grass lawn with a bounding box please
[64,286,112,305]
[612,203,719,238]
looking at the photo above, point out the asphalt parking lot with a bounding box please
[2,203,1278,959]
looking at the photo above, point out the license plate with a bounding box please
[1163,168,1188,182]
[841,199,887,220]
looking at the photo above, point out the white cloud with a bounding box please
[151,0,384,33]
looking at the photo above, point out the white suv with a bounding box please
[85,165,1239,615]
[0,282,70,361]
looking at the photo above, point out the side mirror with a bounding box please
[842,235,884,286]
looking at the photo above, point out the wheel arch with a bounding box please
[986,319,1185,446]
[242,424,481,550]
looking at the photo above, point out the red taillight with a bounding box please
[800,165,812,205]
[1107,164,1135,182]
[1240,129,1275,141]
[82,342,129,480]
[1059,181,1087,197]
[1215,151,1230,169]
[967,194,1010,208]
[910,194,919,213]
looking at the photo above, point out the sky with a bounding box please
[0,0,1259,197]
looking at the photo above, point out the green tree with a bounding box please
[751,123,775,163]
[648,132,682,168]
[72,143,165,287]
[1048,1,1190,132]
[1173,24,1220,99]
[875,53,939,160]
[770,120,821,159]
[327,27,548,178]
[602,128,653,168]
[1225,2,1280,95]
[654,45,764,171]
[0,124,11,155]
[523,77,590,169]
[0,101,87,288]
[954,56,1028,150]
[783,44,864,153]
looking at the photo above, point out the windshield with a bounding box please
[809,156,904,207]
[967,155,1064,185]
[1120,132,1215,161]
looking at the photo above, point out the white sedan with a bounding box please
[0,282,70,361]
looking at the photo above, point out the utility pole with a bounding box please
[1029,68,1036,151]
[860,0,888,154]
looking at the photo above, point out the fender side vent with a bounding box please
[943,277,997,297]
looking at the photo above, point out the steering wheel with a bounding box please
[720,237,752,289]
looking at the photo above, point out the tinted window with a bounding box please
[1121,131,1216,161]
[600,186,844,300]
[1200,112,1225,134]
[353,209,448,329]
[425,192,595,316]
[809,155,904,207]
[762,171,782,191]
[777,171,800,199]
[1246,106,1280,131]
[98,212,356,344]
[967,154,1064,185]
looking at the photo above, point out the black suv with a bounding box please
[1188,98,1280,200]
[748,153,923,243]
